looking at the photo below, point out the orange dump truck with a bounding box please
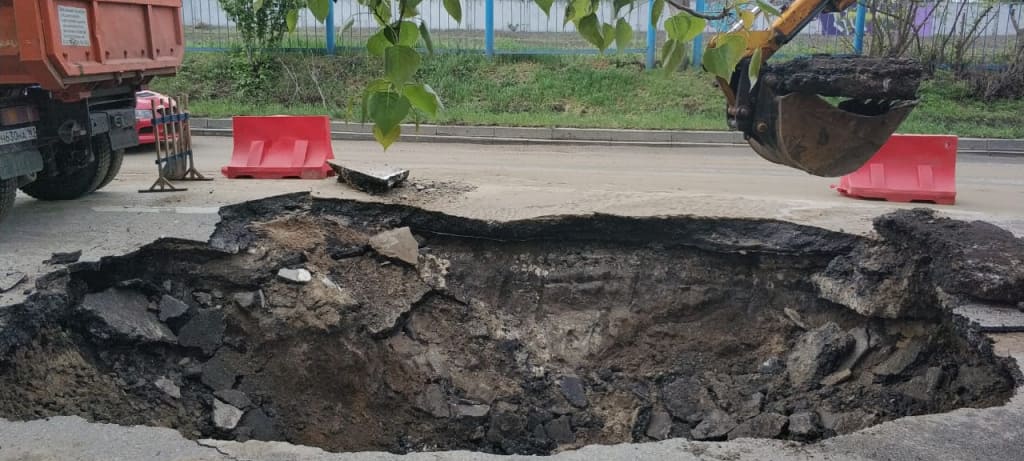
[0,0,184,222]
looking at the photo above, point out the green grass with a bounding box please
[151,52,1024,138]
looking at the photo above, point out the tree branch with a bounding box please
[663,0,731,20]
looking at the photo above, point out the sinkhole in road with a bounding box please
[0,193,1020,455]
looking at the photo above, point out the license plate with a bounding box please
[0,126,37,146]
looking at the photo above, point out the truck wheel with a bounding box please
[95,137,125,191]
[20,139,111,201]
[0,178,15,222]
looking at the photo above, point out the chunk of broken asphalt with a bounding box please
[728,412,788,440]
[454,404,491,418]
[44,250,82,265]
[369,227,419,266]
[691,409,737,440]
[154,377,181,399]
[415,384,451,418]
[277,268,312,283]
[544,415,575,444]
[0,271,26,293]
[873,341,926,378]
[559,375,588,408]
[232,292,257,309]
[329,162,410,194]
[786,322,855,388]
[215,389,253,409]
[645,407,672,440]
[158,295,189,322]
[212,399,244,430]
[788,411,821,438]
[79,288,177,344]
[177,309,225,355]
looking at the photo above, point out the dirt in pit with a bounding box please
[0,194,1020,455]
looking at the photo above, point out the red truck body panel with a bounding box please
[0,0,184,101]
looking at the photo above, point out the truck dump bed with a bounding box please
[0,0,183,100]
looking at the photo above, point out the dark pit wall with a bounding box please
[0,194,1019,456]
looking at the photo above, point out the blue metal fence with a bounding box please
[182,0,1023,69]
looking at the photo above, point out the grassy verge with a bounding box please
[151,52,1024,138]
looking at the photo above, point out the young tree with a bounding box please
[268,0,779,148]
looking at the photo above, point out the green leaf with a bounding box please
[534,0,553,15]
[613,0,632,16]
[660,39,677,64]
[702,33,747,80]
[419,22,434,54]
[382,22,417,45]
[664,13,705,42]
[286,10,299,32]
[756,0,780,16]
[563,3,575,27]
[254,0,265,11]
[749,46,763,87]
[651,0,665,26]
[577,14,604,49]
[443,0,462,22]
[367,30,391,56]
[367,91,410,133]
[403,83,442,116]
[308,0,330,22]
[663,39,685,75]
[371,0,392,26]
[373,124,402,150]
[361,79,392,123]
[384,45,421,86]
[571,0,591,22]
[615,18,632,53]
[601,22,616,52]
[740,10,755,30]
[341,17,355,34]
[397,21,420,46]
[402,0,423,18]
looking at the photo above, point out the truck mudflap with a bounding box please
[89,109,138,151]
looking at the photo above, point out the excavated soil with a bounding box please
[0,193,1020,455]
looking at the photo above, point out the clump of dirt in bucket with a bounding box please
[0,194,1019,455]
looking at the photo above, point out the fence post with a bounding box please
[692,0,705,68]
[853,1,867,55]
[646,0,656,69]
[485,0,495,57]
[326,0,336,54]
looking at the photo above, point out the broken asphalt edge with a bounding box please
[189,118,1024,155]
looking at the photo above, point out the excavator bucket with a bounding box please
[734,56,923,177]
[746,93,917,177]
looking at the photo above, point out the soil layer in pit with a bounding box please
[0,193,1020,455]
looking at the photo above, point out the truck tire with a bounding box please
[0,178,15,222]
[20,138,111,201]
[95,137,125,191]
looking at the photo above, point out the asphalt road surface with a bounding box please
[2,136,1023,304]
[1,136,1024,460]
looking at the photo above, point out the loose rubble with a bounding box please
[329,162,410,194]
[0,195,1017,456]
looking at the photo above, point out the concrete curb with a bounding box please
[191,118,1024,154]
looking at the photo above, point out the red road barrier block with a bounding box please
[221,116,335,179]
[833,134,957,205]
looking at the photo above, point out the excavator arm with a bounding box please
[710,0,923,177]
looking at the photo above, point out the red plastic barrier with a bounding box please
[833,134,957,205]
[221,116,335,179]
